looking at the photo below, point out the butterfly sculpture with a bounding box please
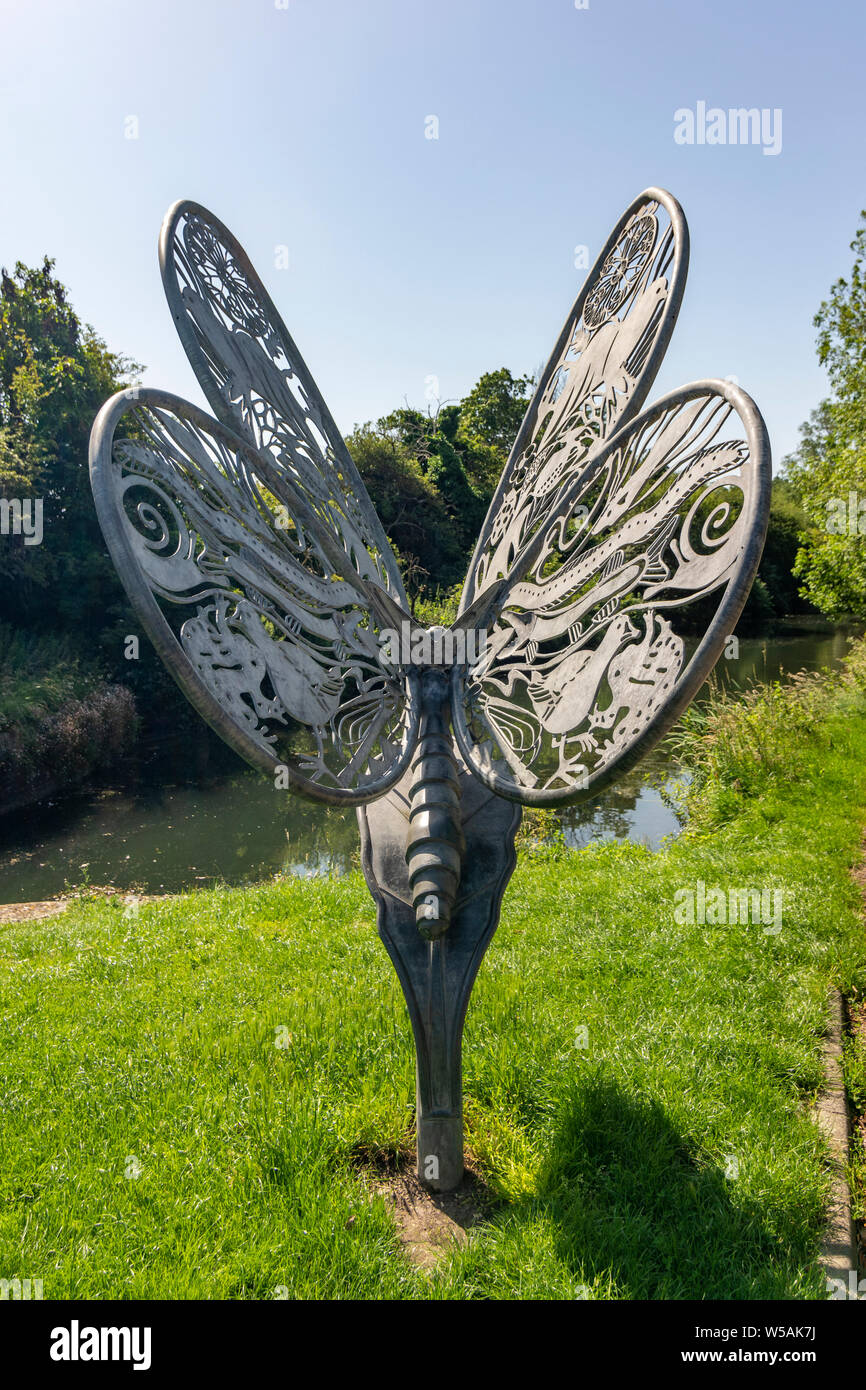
[90,188,770,1189]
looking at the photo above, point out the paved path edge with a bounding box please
[816,989,856,1288]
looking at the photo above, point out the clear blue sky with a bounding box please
[1,0,863,467]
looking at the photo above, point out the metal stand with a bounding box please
[358,737,521,1192]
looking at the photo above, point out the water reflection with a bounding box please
[558,747,682,852]
[0,775,359,902]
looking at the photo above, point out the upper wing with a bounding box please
[450,381,771,805]
[90,388,420,804]
[460,188,689,608]
[159,199,407,607]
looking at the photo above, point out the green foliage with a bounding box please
[350,369,533,608]
[758,481,814,617]
[346,423,466,604]
[784,214,866,617]
[455,367,532,488]
[376,403,489,548]
[0,622,137,803]
[0,258,141,635]
[0,621,104,728]
[514,805,566,854]
[0,258,226,757]
[411,584,462,627]
[668,633,866,832]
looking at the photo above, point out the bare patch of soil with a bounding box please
[374,1170,488,1269]
[0,899,68,924]
[350,1142,490,1269]
[0,890,175,927]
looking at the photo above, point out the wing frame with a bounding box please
[158,197,409,609]
[90,385,422,807]
[459,186,690,611]
[449,378,772,807]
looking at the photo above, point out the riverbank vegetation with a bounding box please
[0,625,136,813]
[1,640,864,1298]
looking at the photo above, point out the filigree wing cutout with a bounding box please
[450,382,771,805]
[159,199,406,606]
[461,188,689,608]
[90,388,420,804]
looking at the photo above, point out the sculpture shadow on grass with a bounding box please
[525,1077,820,1300]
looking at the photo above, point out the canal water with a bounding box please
[0,619,857,902]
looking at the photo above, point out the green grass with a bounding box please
[2,651,866,1299]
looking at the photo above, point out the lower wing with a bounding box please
[449,381,771,805]
[90,388,420,804]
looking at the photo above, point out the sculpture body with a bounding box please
[360,733,521,1190]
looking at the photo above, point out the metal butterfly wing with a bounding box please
[449,188,771,805]
[90,203,419,804]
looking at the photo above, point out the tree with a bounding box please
[0,259,213,751]
[0,257,140,634]
[345,423,466,609]
[758,480,813,618]
[456,367,532,484]
[375,400,490,569]
[783,214,866,616]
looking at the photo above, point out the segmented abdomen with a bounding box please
[405,672,465,940]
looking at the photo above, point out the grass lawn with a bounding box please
[2,654,866,1300]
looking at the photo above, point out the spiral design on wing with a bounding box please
[679,485,741,564]
[121,474,189,557]
[700,500,733,547]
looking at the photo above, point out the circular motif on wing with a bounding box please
[582,213,657,331]
[183,217,269,338]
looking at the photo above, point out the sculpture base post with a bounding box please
[416,1112,464,1192]
[358,765,522,1195]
